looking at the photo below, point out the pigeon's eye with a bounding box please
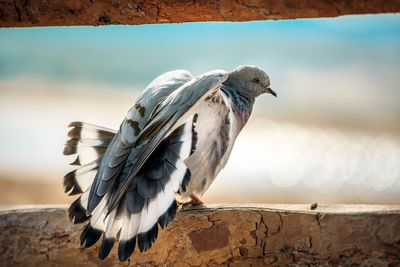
[253,78,260,84]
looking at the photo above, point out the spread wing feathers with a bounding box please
[108,70,229,212]
[63,121,117,166]
[78,114,198,262]
[86,70,196,214]
[86,128,135,214]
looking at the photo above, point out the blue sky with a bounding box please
[0,14,399,88]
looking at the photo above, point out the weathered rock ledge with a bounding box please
[0,204,399,266]
[1,0,400,27]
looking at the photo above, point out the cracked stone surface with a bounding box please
[0,0,400,27]
[0,204,399,266]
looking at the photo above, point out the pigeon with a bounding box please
[63,65,276,261]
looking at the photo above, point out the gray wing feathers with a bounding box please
[87,70,194,212]
[108,70,228,211]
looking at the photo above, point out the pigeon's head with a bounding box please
[226,65,276,99]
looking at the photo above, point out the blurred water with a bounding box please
[207,120,400,203]
[0,79,399,204]
[0,14,399,204]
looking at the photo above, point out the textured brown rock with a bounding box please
[0,0,399,27]
[0,204,399,266]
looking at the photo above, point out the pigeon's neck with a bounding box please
[220,83,254,128]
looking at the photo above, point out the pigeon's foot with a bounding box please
[180,194,204,208]
[189,194,204,205]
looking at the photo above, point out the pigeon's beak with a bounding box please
[265,86,277,97]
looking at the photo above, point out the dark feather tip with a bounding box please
[138,223,159,252]
[180,169,191,192]
[63,144,77,155]
[68,198,89,224]
[68,121,83,128]
[158,200,178,229]
[70,156,81,166]
[67,127,81,138]
[118,237,136,262]
[99,238,115,260]
[63,170,82,195]
[193,113,198,123]
[80,224,102,248]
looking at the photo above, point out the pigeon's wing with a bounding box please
[86,70,195,213]
[108,70,229,211]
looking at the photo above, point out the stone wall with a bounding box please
[1,204,399,266]
[1,0,400,27]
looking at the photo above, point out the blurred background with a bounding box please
[0,14,399,205]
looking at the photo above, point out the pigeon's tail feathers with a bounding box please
[123,114,198,256]
[98,196,125,260]
[64,121,117,222]
[68,189,90,224]
[63,159,100,196]
[79,192,129,260]
[65,122,117,232]
[80,193,110,248]
[64,121,117,166]
[78,115,198,262]
[117,209,139,261]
